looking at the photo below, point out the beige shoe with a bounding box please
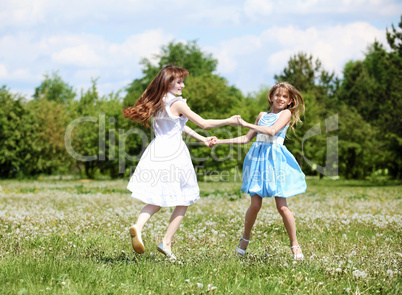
[129,225,145,254]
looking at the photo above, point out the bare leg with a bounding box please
[275,197,302,256]
[135,204,161,232]
[130,204,161,254]
[162,206,188,252]
[238,195,262,250]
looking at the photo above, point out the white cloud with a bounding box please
[0,28,173,96]
[0,0,400,97]
[1,0,400,33]
[267,50,294,75]
[0,0,48,29]
[212,22,386,93]
[0,67,39,82]
[186,4,242,25]
[52,45,103,67]
[244,0,273,18]
[0,64,8,78]
[242,0,402,19]
[0,0,148,30]
[108,30,172,64]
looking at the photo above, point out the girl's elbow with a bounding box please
[200,122,211,129]
[265,129,276,136]
[267,131,275,137]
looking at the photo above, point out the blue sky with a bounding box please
[1,0,401,98]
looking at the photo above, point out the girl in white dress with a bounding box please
[123,65,239,259]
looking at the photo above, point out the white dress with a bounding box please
[127,92,200,207]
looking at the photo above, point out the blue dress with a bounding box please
[241,111,307,198]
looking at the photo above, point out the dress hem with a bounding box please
[131,194,200,207]
[241,188,307,199]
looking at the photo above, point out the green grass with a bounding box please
[0,178,401,294]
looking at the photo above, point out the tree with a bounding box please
[0,85,72,177]
[337,106,381,179]
[0,86,31,177]
[386,15,402,56]
[34,72,76,104]
[275,53,336,92]
[25,98,74,175]
[339,17,402,178]
[124,40,218,107]
[275,52,319,91]
[68,80,103,179]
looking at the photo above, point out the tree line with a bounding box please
[0,18,400,180]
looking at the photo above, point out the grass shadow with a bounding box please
[307,178,402,188]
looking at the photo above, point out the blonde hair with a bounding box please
[123,65,189,127]
[268,82,305,130]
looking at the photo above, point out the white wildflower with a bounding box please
[353,270,367,279]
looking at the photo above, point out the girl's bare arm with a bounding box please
[238,110,291,136]
[215,112,264,145]
[170,101,239,129]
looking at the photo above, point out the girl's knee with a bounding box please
[174,206,188,214]
[249,202,262,213]
[152,205,162,212]
[145,204,161,211]
[276,205,289,216]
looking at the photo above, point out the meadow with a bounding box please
[0,177,400,294]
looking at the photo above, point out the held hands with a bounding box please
[227,115,249,127]
[237,116,248,127]
[228,115,242,127]
[204,136,218,148]
[203,114,249,147]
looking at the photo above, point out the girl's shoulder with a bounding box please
[256,111,266,120]
[279,109,292,117]
[267,109,291,117]
[253,112,266,124]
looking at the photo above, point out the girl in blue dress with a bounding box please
[215,82,306,260]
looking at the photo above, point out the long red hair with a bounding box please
[123,65,189,127]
